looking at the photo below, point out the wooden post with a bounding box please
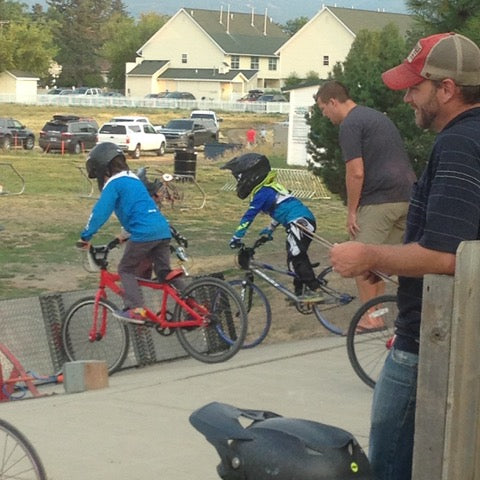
[413,241,480,479]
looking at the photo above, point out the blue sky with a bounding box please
[23,1,409,23]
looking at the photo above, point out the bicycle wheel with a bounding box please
[229,279,271,348]
[174,277,247,363]
[0,418,47,479]
[62,297,130,375]
[311,266,359,335]
[347,295,397,389]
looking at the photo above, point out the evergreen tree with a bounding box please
[46,0,129,87]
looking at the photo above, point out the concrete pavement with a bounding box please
[0,336,373,480]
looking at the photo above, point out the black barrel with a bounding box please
[174,149,197,179]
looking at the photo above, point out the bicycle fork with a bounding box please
[89,292,110,342]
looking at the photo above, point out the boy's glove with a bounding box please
[259,228,274,240]
[229,236,242,249]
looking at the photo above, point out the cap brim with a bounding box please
[382,62,425,90]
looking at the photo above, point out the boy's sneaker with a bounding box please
[113,307,148,324]
[297,290,324,304]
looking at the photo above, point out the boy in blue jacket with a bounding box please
[79,142,184,322]
[222,153,322,302]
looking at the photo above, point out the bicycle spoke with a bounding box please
[175,277,247,363]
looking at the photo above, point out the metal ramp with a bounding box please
[0,163,25,196]
[221,167,331,200]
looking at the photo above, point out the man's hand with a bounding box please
[76,239,90,250]
[329,241,372,278]
[347,211,360,238]
[229,236,242,249]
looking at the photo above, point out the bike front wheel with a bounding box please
[174,277,247,363]
[347,295,397,388]
[0,418,47,479]
[229,279,271,348]
[62,297,130,375]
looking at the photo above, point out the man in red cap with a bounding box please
[330,32,480,479]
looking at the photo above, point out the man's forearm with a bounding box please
[330,241,456,278]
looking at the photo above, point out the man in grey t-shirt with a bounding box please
[315,81,416,328]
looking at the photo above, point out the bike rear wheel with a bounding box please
[311,266,358,335]
[229,279,271,348]
[0,418,47,479]
[347,294,397,388]
[174,277,247,363]
[62,297,130,375]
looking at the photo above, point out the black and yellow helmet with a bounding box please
[190,402,373,480]
[221,153,271,199]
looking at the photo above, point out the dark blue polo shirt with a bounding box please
[395,107,480,354]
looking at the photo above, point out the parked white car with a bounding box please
[97,121,166,158]
[190,110,222,128]
[109,116,151,123]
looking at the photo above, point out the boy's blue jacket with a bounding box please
[234,183,315,238]
[81,171,171,242]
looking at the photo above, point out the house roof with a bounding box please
[181,8,289,56]
[159,68,257,82]
[6,70,39,80]
[327,6,414,37]
[128,60,168,76]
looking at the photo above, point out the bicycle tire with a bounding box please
[347,294,397,389]
[311,266,358,335]
[174,277,247,363]
[0,418,47,479]
[228,279,272,348]
[62,297,130,375]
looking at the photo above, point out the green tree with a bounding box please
[5,22,57,76]
[306,25,434,201]
[102,12,168,91]
[46,0,129,87]
[0,1,57,76]
[282,16,309,36]
[407,0,480,44]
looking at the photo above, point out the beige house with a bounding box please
[126,7,289,100]
[277,6,414,79]
[126,6,413,101]
[0,70,39,103]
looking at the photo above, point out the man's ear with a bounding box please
[438,78,457,103]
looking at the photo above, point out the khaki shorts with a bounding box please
[353,202,409,245]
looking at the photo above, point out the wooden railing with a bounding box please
[413,240,480,479]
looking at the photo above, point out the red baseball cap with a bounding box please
[382,32,480,90]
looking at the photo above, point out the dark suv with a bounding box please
[39,115,98,154]
[0,117,35,150]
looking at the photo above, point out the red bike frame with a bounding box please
[89,268,208,342]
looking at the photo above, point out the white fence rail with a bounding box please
[0,94,290,114]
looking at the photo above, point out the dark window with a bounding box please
[231,55,240,69]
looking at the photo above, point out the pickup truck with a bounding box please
[156,118,218,150]
[0,117,35,150]
[97,121,166,158]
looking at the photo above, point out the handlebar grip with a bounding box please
[107,238,121,249]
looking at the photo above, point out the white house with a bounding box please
[0,70,39,103]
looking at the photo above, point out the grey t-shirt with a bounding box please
[339,105,415,205]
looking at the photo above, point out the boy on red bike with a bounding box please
[78,142,184,323]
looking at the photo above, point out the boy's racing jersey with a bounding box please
[81,171,171,242]
[234,185,315,238]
